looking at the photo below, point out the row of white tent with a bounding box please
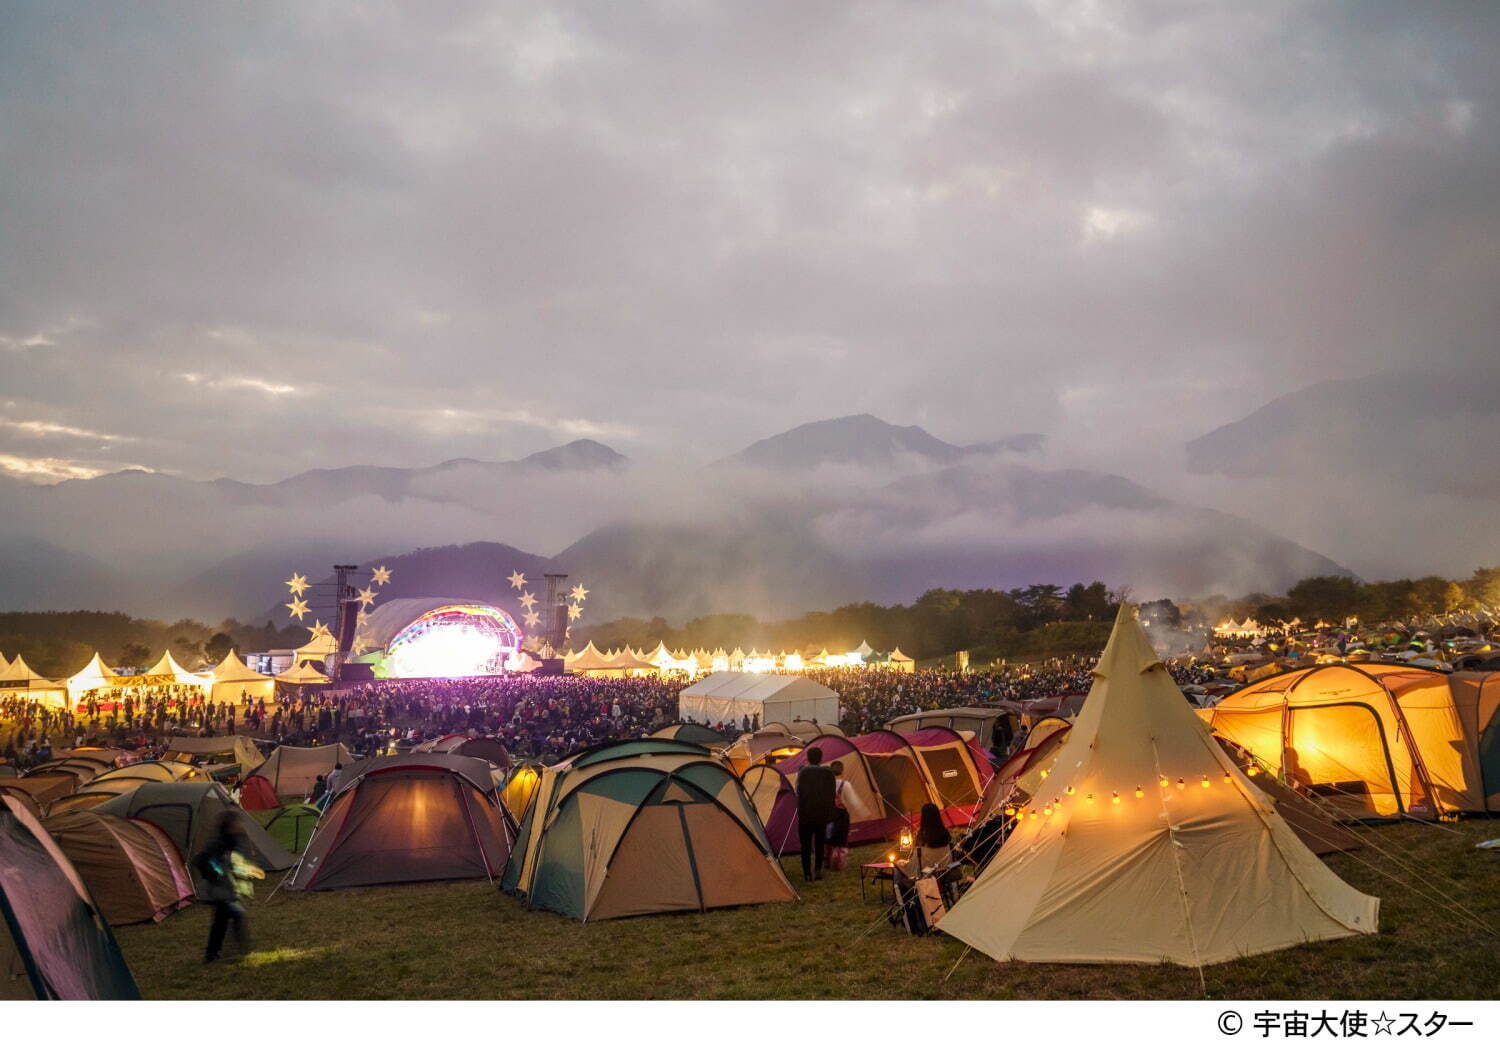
[563,639,914,677]
[0,648,296,707]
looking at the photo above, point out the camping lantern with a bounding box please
[898,827,913,851]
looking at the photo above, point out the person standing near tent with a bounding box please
[195,814,252,964]
[824,760,863,871]
[795,747,837,881]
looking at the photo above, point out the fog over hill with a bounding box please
[4,412,1359,621]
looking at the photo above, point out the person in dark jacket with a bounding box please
[195,814,252,964]
[795,747,837,881]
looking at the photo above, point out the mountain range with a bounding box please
[1,413,1352,621]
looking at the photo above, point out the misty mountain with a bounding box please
[1186,366,1500,498]
[721,414,1043,473]
[555,462,1350,621]
[0,415,1350,622]
[0,537,131,612]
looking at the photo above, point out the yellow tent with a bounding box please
[1207,664,1481,818]
[939,606,1378,967]
[207,650,275,705]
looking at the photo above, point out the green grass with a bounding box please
[115,818,1500,1000]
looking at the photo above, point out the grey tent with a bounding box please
[0,790,140,999]
[96,782,295,893]
[288,755,512,892]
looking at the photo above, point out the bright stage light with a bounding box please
[385,603,522,678]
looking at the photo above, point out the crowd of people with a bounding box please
[0,657,1216,771]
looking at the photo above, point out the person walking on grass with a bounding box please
[196,815,253,964]
[795,746,837,881]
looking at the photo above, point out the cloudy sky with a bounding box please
[2,2,1497,484]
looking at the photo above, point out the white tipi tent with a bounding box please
[938,606,1378,967]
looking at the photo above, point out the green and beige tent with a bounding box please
[503,739,796,920]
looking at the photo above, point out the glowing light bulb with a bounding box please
[1003,806,1016,817]
[1111,791,1121,805]
[1222,774,1232,784]
[1201,775,1211,788]
[1039,769,1049,779]
[1043,804,1052,816]
[1158,777,1169,788]
[1065,785,1075,796]
[1176,778,1185,790]
[1247,765,1260,777]
[1135,786,1144,798]
[1028,810,1037,821]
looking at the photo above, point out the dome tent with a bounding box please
[0,789,140,999]
[1207,663,1481,818]
[503,740,795,920]
[256,803,322,855]
[287,754,513,891]
[96,782,295,894]
[939,607,1378,967]
[41,810,195,926]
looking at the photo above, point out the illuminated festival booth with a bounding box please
[355,597,526,679]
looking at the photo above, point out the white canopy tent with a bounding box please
[207,650,275,704]
[678,672,840,727]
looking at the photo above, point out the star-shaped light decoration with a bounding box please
[370,565,392,586]
[523,609,541,628]
[567,603,583,622]
[519,590,537,609]
[310,619,331,637]
[286,597,310,620]
[356,587,378,608]
[569,583,589,603]
[285,573,309,595]
[356,608,368,627]
[508,570,527,590]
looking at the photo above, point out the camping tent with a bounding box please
[41,811,195,925]
[0,790,141,999]
[287,755,513,891]
[887,706,1022,750]
[678,673,840,727]
[1206,664,1481,818]
[722,730,805,775]
[503,740,796,920]
[414,734,512,770]
[254,803,322,855]
[206,650,275,705]
[649,723,732,750]
[251,744,354,798]
[500,763,545,822]
[76,760,208,801]
[165,735,266,779]
[938,607,1378,967]
[1448,671,1500,812]
[96,782,295,892]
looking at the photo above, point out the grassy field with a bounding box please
[115,818,1500,1000]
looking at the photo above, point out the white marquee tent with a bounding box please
[678,672,840,727]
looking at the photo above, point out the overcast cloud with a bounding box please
[2,2,1497,486]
